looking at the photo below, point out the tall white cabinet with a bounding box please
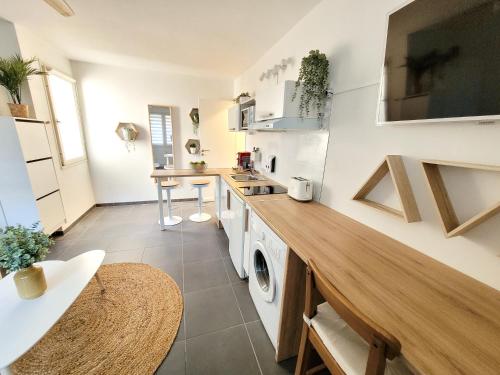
[0,117,66,234]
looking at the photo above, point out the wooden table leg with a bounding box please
[276,248,307,362]
[95,273,105,294]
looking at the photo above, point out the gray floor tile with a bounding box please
[46,240,71,260]
[145,260,183,292]
[223,256,242,283]
[156,340,186,375]
[233,281,259,323]
[103,248,144,264]
[176,314,186,342]
[182,229,220,245]
[183,259,229,293]
[70,236,113,253]
[58,244,91,261]
[143,245,183,265]
[145,230,183,248]
[186,325,260,375]
[184,285,242,338]
[182,219,218,234]
[182,239,221,263]
[246,320,296,375]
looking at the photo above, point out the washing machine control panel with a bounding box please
[250,212,287,267]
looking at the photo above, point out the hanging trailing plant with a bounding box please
[292,50,329,118]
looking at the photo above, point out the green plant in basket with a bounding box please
[292,50,330,118]
[0,224,53,273]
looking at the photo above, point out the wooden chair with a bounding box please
[295,260,412,375]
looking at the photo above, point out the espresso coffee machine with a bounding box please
[236,152,251,170]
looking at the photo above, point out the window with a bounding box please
[45,69,86,165]
[148,105,174,169]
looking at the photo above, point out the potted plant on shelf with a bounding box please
[0,224,54,299]
[233,92,250,104]
[0,55,43,118]
[292,50,330,118]
[189,143,197,154]
[190,160,207,172]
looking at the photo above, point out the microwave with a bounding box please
[228,100,255,131]
[241,105,254,130]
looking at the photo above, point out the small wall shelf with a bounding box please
[185,139,200,154]
[353,155,421,223]
[421,160,500,238]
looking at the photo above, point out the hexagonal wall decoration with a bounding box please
[115,123,139,151]
[185,139,200,154]
[189,108,199,124]
[115,123,139,141]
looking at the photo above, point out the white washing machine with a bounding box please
[248,211,287,350]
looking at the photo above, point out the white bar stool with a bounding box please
[158,180,182,226]
[189,179,211,222]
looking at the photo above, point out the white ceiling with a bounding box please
[0,0,321,77]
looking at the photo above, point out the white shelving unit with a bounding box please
[0,117,66,234]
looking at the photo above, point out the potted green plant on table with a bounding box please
[190,160,207,172]
[0,54,42,118]
[0,224,53,299]
[293,50,330,118]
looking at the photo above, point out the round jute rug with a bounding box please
[12,263,183,375]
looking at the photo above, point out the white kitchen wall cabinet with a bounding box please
[228,104,241,132]
[0,117,66,234]
[254,80,319,122]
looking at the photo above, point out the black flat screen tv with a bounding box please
[377,0,500,124]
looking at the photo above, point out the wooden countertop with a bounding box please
[152,168,290,202]
[151,168,500,374]
[151,168,233,179]
[249,199,500,375]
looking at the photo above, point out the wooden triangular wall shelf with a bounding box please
[353,155,421,223]
[421,160,500,238]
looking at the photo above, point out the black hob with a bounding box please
[237,185,288,196]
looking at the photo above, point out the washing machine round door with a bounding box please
[252,241,275,303]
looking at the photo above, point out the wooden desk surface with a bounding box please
[249,199,500,375]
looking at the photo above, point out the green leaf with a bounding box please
[0,54,42,104]
[0,223,53,272]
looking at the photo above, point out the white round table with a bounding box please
[0,250,105,374]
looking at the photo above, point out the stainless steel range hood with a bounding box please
[249,117,322,131]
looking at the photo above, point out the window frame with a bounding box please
[43,66,87,167]
[148,105,175,169]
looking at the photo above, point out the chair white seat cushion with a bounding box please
[308,303,412,375]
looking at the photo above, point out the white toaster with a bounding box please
[288,177,313,202]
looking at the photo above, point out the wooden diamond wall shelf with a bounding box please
[421,160,500,238]
[353,155,421,223]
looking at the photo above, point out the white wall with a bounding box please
[14,25,96,230]
[71,61,234,204]
[235,0,500,290]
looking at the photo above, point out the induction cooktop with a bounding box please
[237,185,288,196]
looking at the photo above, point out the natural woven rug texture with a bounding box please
[12,263,183,375]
